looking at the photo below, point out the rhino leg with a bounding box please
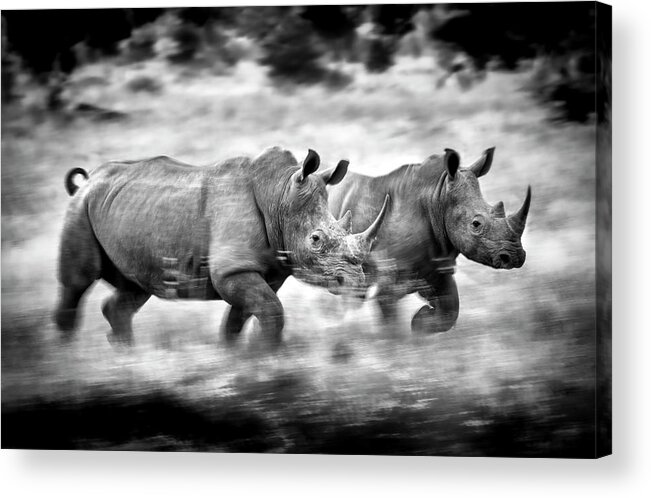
[220,306,252,343]
[55,202,102,333]
[101,285,150,346]
[55,286,93,333]
[376,290,400,333]
[412,273,459,334]
[214,272,284,347]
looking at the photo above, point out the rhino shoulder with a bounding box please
[421,154,444,169]
[252,146,297,167]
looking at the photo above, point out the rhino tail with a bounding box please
[64,168,89,196]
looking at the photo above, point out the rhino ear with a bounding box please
[320,159,349,186]
[297,149,321,182]
[444,148,460,179]
[469,147,495,178]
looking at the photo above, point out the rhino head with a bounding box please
[279,150,389,294]
[440,148,531,269]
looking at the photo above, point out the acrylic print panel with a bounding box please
[1,3,611,457]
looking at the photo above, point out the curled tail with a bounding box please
[64,168,89,196]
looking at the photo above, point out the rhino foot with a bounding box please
[101,289,150,347]
[54,307,78,332]
[106,331,134,348]
[248,321,284,352]
[54,285,91,333]
[411,305,456,334]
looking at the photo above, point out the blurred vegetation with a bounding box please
[2,4,607,122]
[251,10,327,83]
[430,3,608,123]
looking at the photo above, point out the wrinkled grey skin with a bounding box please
[293,192,391,296]
[328,147,531,334]
[54,147,389,346]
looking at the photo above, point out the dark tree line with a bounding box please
[2,4,608,122]
[431,2,608,122]
[2,9,162,77]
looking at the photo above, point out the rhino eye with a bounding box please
[310,231,324,250]
[472,220,481,228]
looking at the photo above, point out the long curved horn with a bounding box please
[359,194,391,245]
[507,186,531,235]
[347,194,391,261]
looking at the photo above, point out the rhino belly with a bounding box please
[91,193,218,300]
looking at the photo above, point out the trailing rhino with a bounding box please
[55,147,390,346]
[328,147,531,334]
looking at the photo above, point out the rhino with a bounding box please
[54,147,390,346]
[328,147,531,334]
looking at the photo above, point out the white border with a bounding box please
[1,0,649,496]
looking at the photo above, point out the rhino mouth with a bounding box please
[327,283,367,299]
[293,265,367,297]
[493,249,526,269]
[325,269,366,297]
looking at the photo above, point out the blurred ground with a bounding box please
[2,56,597,456]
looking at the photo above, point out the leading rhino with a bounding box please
[328,147,531,334]
[55,147,389,346]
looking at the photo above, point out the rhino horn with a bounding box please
[492,201,506,218]
[356,194,391,247]
[337,210,353,233]
[507,186,532,236]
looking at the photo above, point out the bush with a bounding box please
[397,32,423,58]
[430,3,602,123]
[120,24,158,63]
[258,13,326,83]
[220,35,256,65]
[1,17,19,103]
[167,23,202,63]
[201,25,252,67]
[126,75,162,94]
[364,36,395,73]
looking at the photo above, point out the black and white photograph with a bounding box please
[2,2,611,459]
